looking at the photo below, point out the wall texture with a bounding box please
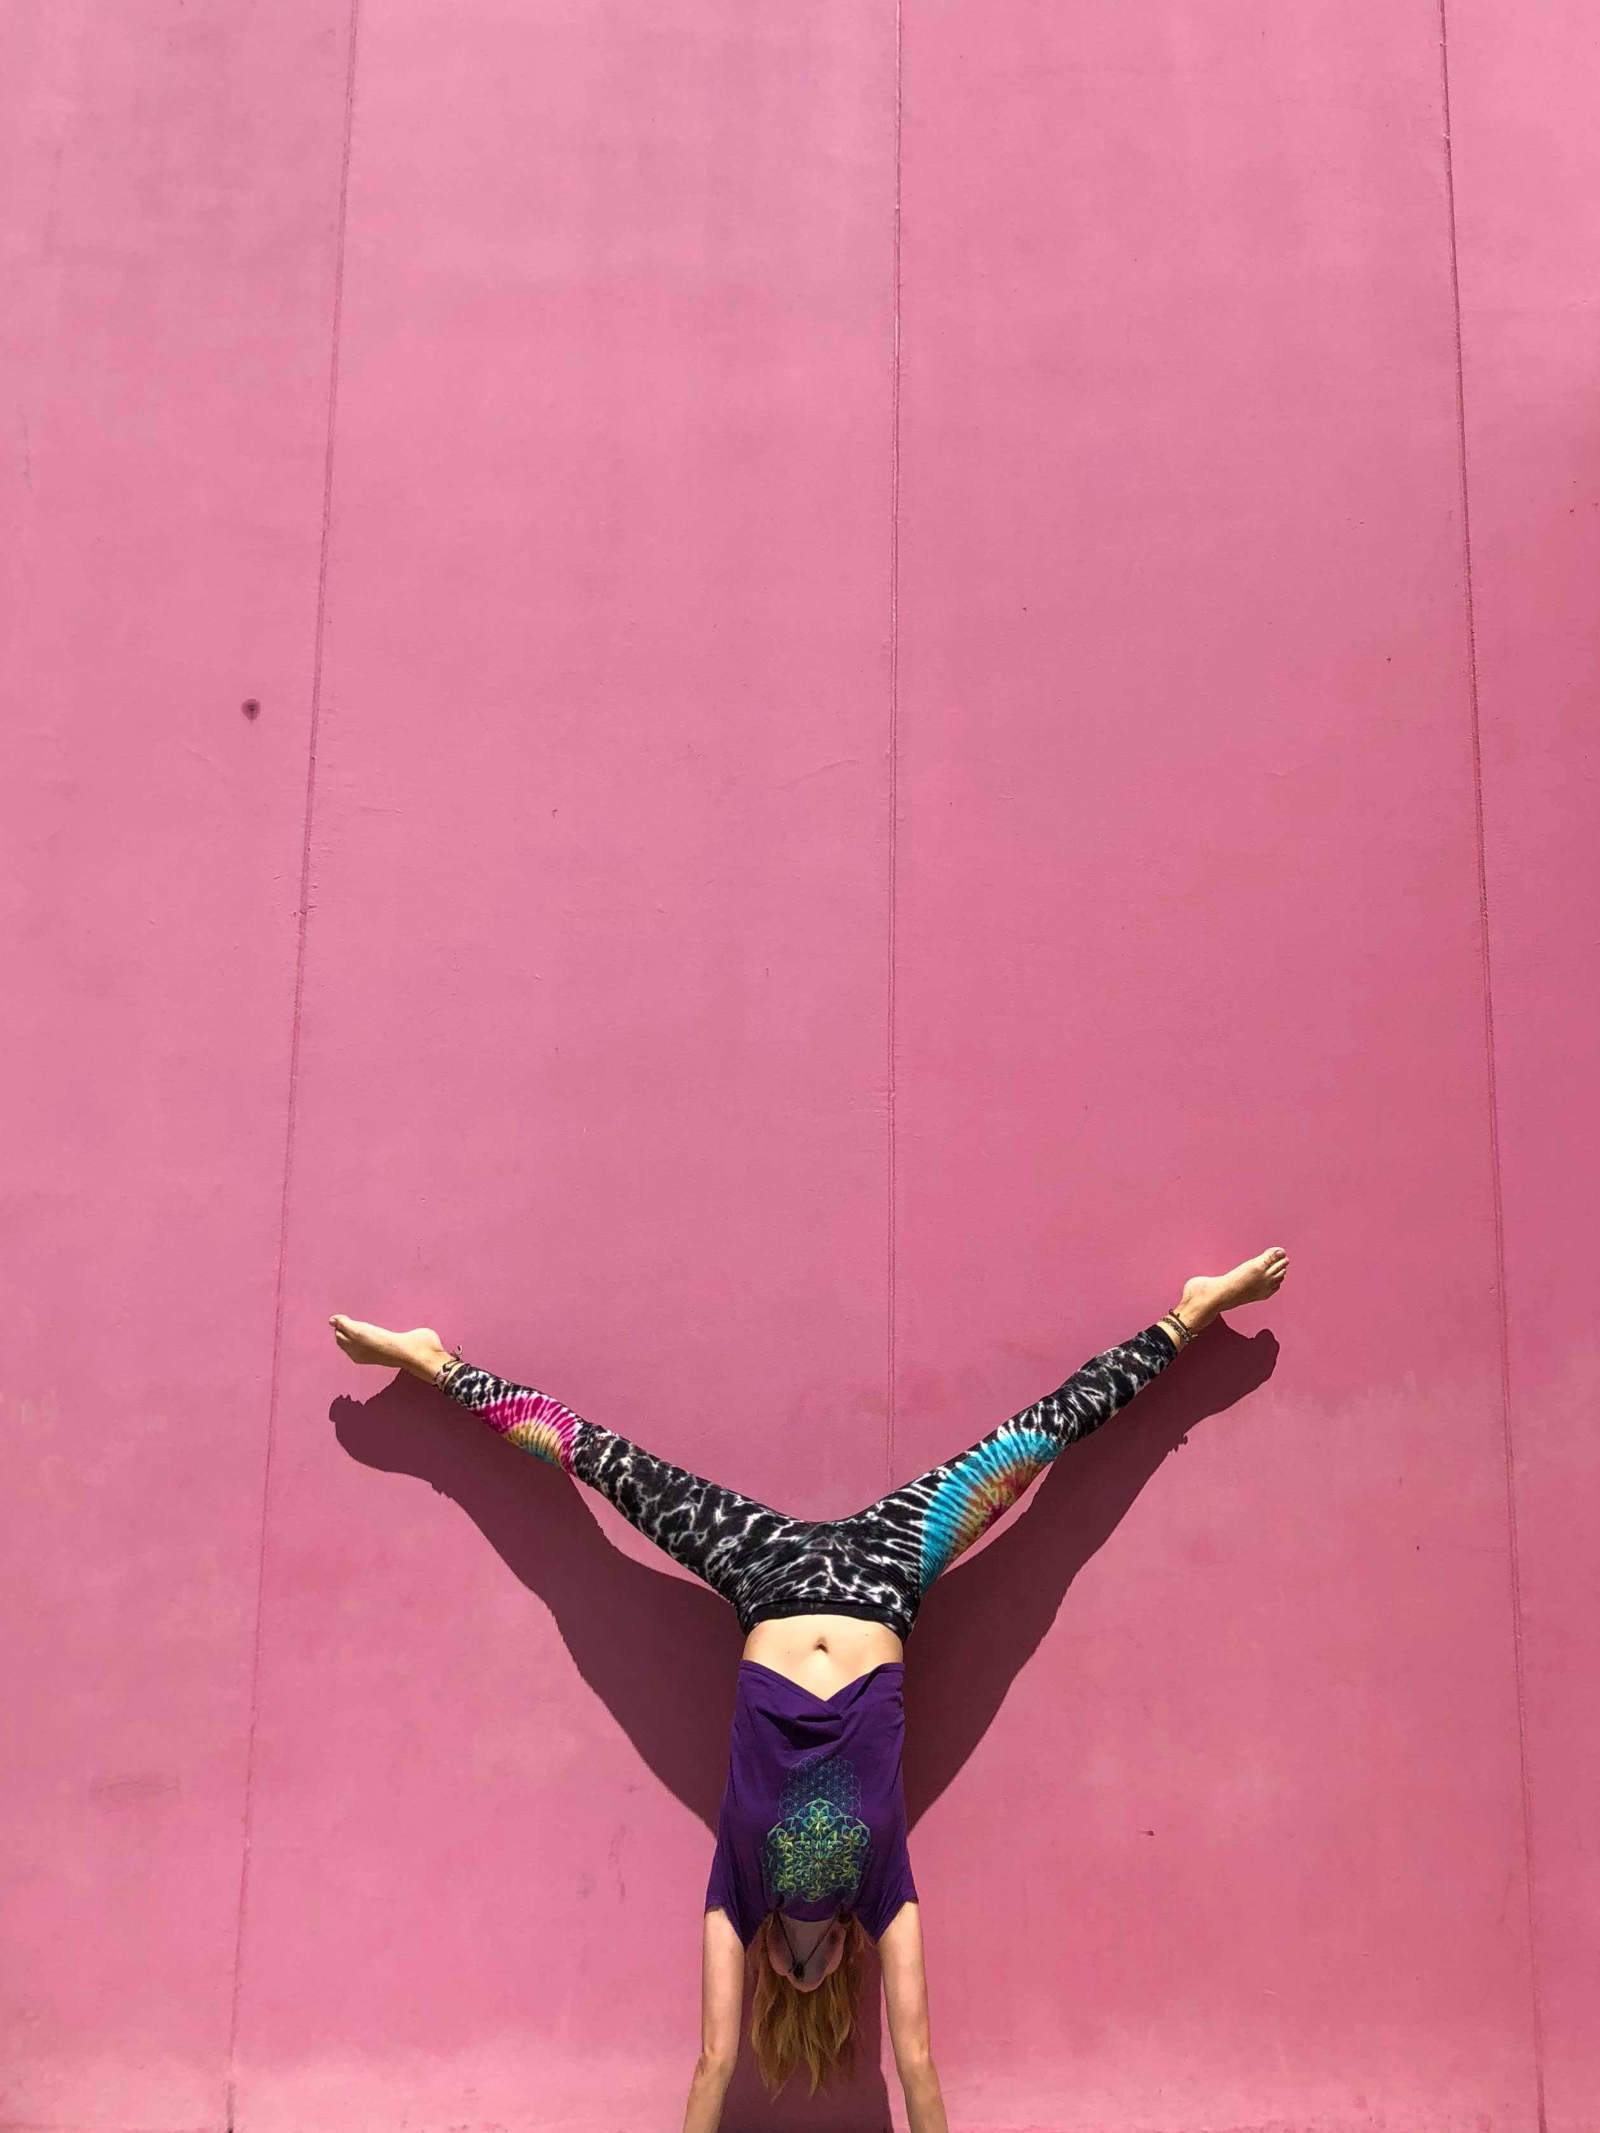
[3,4,1596,2130]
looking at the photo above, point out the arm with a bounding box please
[878,1903,950,2133]
[681,1907,744,2133]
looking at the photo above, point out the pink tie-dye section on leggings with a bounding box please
[472,1387,584,1475]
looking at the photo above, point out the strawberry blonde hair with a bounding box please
[747,1911,872,2097]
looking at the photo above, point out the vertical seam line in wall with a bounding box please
[224,2,363,2121]
[886,0,904,1493]
[1436,6,1547,2127]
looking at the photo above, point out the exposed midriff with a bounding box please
[741,1612,904,1701]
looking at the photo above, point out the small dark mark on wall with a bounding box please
[242,698,261,719]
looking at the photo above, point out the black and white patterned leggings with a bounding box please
[436,1322,1180,1642]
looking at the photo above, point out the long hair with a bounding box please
[747,1911,871,2097]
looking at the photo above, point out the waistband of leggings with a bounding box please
[740,1598,911,1637]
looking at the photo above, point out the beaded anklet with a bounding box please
[1159,1309,1197,1349]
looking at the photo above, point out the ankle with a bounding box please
[403,1332,454,1384]
[1173,1286,1218,1336]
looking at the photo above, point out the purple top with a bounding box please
[705,1659,919,1948]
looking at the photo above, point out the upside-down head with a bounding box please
[748,1911,870,2095]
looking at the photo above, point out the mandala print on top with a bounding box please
[762,1751,872,1910]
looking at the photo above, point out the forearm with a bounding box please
[680,2053,732,2133]
[899,2056,950,2133]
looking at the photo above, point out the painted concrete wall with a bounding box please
[4,5,1595,2130]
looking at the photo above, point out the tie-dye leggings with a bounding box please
[435,1322,1180,1642]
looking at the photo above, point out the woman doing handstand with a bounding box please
[330,1244,1288,2133]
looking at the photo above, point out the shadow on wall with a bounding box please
[334,1323,1276,2127]
[902,1325,1277,1824]
[335,1323,1278,1834]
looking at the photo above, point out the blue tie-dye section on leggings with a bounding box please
[916,1425,1063,1584]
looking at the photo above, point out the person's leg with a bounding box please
[846,1322,1180,1599]
[840,1247,1289,1607]
[328,1315,801,1615]
[433,1355,803,1615]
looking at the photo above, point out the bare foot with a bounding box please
[328,1314,452,1382]
[1175,1246,1289,1333]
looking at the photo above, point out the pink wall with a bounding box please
[4,4,1595,2130]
